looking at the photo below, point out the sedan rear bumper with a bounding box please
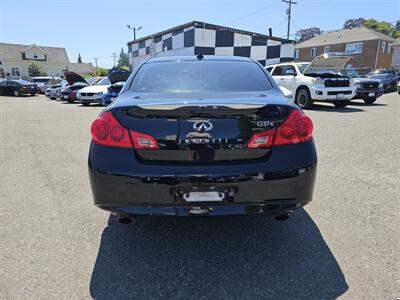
[89,140,317,216]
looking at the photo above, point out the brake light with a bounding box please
[274,110,313,146]
[90,111,159,149]
[131,131,159,149]
[247,129,276,148]
[91,111,132,148]
[247,109,313,148]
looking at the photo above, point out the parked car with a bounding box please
[341,68,383,104]
[39,78,62,94]
[88,55,317,223]
[31,77,53,93]
[60,72,88,103]
[367,68,398,77]
[267,52,357,109]
[0,79,37,96]
[46,80,69,100]
[77,77,111,106]
[101,68,131,106]
[367,73,398,92]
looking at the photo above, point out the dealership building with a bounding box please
[127,21,295,69]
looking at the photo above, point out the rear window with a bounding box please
[32,78,50,83]
[131,60,272,93]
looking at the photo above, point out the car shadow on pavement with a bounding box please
[90,209,348,299]
[311,104,364,113]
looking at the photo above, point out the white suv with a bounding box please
[266,53,357,109]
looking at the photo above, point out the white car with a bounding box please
[77,77,111,106]
[266,53,357,109]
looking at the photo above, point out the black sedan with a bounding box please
[0,80,37,96]
[88,56,317,223]
[368,73,398,92]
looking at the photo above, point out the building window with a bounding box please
[345,42,363,54]
[387,43,392,54]
[33,52,38,59]
[324,46,330,53]
[294,49,299,60]
[11,67,20,77]
[311,48,316,57]
[381,41,386,53]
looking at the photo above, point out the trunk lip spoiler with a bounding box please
[136,102,268,110]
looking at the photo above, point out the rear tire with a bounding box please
[67,100,74,104]
[31,92,35,96]
[334,100,350,108]
[13,89,20,97]
[50,97,56,100]
[363,97,377,104]
[82,103,89,106]
[295,88,313,109]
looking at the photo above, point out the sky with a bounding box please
[0,0,399,68]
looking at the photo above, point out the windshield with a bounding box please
[296,63,309,74]
[14,80,32,85]
[341,68,361,78]
[94,78,111,86]
[72,82,88,87]
[32,78,50,83]
[131,60,272,93]
[369,74,389,80]
[305,69,337,75]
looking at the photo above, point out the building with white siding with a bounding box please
[127,21,295,70]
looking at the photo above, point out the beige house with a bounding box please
[0,43,93,79]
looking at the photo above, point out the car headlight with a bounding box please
[355,82,362,89]
[379,83,383,88]
[315,77,324,86]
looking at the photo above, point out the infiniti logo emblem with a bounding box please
[193,121,213,132]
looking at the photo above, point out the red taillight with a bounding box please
[247,110,313,148]
[247,129,276,148]
[91,111,132,148]
[90,111,159,149]
[274,110,313,146]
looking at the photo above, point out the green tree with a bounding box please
[343,18,365,29]
[117,48,129,68]
[363,18,400,38]
[91,67,108,76]
[27,62,46,77]
[77,53,82,63]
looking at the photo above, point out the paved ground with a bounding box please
[0,93,399,299]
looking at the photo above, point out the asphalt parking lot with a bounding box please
[0,93,399,299]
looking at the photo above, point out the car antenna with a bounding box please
[197,53,204,60]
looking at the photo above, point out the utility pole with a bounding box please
[94,57,98,69]
[111,53,117,67]
[126,25,142,41]
[282,0,297,40]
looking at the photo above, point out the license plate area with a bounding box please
[336,93,344,99]
[368,92,375,97]
[172,186,236,203]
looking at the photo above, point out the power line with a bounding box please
[282,0,297,40]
